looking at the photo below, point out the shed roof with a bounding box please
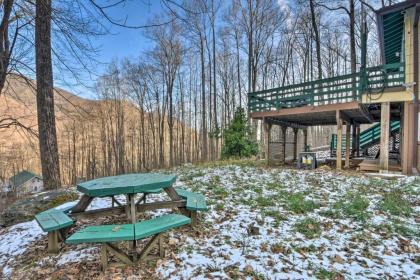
[9,170,41,188]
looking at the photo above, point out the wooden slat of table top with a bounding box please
[77,173,176,197]
[66,224,135,244]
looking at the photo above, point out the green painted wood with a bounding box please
[142,188,163,194]
[134,214,191,239]
[66,214,190,244]
[330,121,400,152]
[248,63,404,113]
[175,188,208,211]
[382,11,404,64]
[35,209,74,232]
[77,173,176,197]
[66,224,135,244]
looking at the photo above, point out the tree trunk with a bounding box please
[310,0,322,80]
[211,2,218,160]
[35,0,61,189]
[349,0,356,74]
[200,36,208,162]
[0,0,14,94]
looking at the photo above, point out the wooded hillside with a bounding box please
[0,75,197,184]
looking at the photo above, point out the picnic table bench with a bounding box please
[66,214,191,268]
[35,209,74,253]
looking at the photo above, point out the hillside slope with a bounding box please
[0,75,196,184]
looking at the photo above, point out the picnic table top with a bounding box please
[77,173,177,197]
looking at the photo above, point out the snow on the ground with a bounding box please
[56,246,99,266]
[1,163,419,279]
[155,164,419,279]
[0,220,45,278]
[0,196,113,278]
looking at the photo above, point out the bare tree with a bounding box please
[35,0,61,189]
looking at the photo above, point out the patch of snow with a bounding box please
[157,165,420,279]
[0,220,45,277]
[56,247,99,266]
[54,201,77,211]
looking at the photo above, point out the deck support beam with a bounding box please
[345,122,351,168]
[352,122,357,157]
[336,111,343,170]
[401,101,417,174]
[263,118,272,165]
[303,129,308,151]
[293,128,298,161]
[380,102,390,172]
[356,125,360,157]
[281,126,287,164]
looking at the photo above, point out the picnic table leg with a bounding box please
[101,245,108,270]
[190,211,198,227]
[135,194,147,205]
[125,194,131,220]
[71,194,94,213]
[128,194,137,262]
[48,231,59,253]
[164,186,190,216]
[159,235,165,258]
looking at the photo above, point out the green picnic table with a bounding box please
[36,172,207,262]
[71,173,187,224]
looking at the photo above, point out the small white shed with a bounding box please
[9,170,43,196]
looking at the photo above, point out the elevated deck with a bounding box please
[249,63,404,127]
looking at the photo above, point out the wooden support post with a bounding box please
[352,123,357,156]
[101,245,108,270]
[303,129,308,151]
[71,194,93,213]
[336,111,343,170]
[281,126,287,164]
[380,102,390,172]
[190,211,198,228]
[164,186,190,216]
[159,235,165,258]
[48,231,59,253]
[293,128,298,161]
[345,122,351,168]
[129,194,137,262]
[401,101,416,174]
[125,194,131,220]
[263,119,272,165]
[356,125,360,157]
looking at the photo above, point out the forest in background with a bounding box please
[0,0,398,186]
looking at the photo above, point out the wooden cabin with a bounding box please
[248,0,420,175]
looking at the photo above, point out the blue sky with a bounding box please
[59,1,165,98]
[57,1,294,98]
[93,1,161,63]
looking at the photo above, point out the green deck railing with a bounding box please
[248,63,405,113]
[330,121,400,153]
